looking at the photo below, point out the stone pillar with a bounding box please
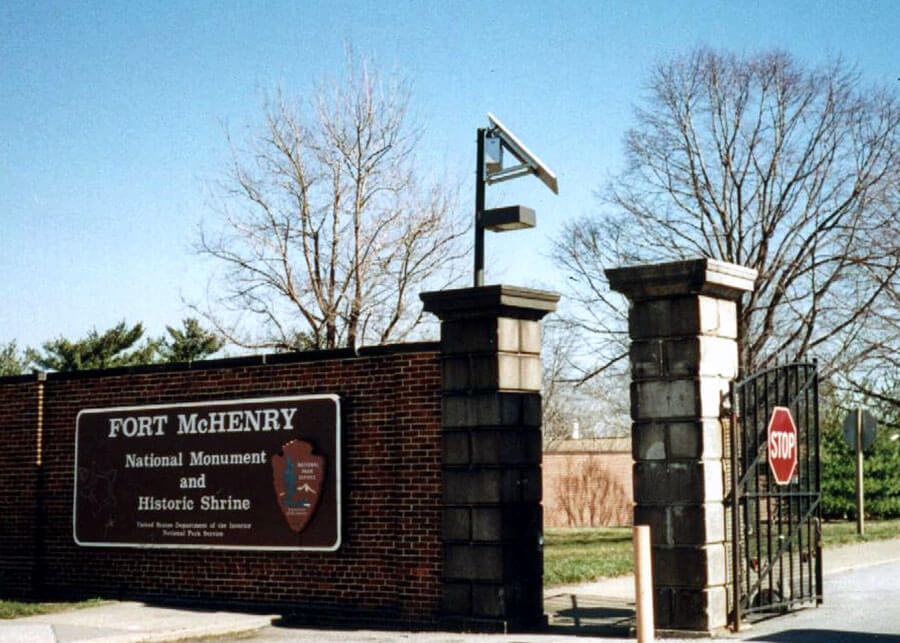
[606,258,756,633]
[421,285,558,632]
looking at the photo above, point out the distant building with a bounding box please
[543,437,632,527]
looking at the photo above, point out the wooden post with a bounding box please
[634,524,655,642]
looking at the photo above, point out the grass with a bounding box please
[0,598,106,620]
[820,519,900,547]
[544,527,635,587]
[544,519,900,587]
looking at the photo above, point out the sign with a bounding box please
[843,409,877,452]
[767,406,797,485]
[74,394,341,551]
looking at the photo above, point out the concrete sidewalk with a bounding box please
[3,537,899,642]
[0,602,275,642]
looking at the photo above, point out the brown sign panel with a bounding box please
[74,394,341,550]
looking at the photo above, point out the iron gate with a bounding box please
[727,361,822,629]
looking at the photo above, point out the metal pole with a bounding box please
[633,525,655,642]
[856,409,865,536]
[730,407,742,632]
[474,128,485,287]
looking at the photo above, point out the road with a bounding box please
[725,559,900,642]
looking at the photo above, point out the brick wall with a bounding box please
[0,376,42,596]
[0,345,443,625]
[543,451,633,527]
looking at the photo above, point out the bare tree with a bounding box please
[555,48,900,391]
[542,317,630,449]
[196,52,468,351]
[554,454,631,527]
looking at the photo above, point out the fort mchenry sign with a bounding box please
[74,394,341,551]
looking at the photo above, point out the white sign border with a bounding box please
[73,393,342,552]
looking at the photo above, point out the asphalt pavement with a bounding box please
[3,537,900,643]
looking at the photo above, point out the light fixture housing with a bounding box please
[482,205,535,232]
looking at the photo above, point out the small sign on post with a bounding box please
[767,406,798,485]
[843,409,878,536]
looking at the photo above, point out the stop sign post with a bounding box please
[767,406,798,485]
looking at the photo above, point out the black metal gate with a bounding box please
[727,361,822,629]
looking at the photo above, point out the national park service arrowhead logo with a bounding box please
[272,440,325,533]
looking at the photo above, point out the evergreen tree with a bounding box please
[27,321,159,371]
[158,318,223,363]
[0,341,27,376]
[821,390,900,519]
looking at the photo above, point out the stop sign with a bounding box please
[767,406,798,485]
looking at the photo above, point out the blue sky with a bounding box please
[2,1,898,350]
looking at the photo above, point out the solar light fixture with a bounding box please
[473,113,558,286]
[485,113,558,195]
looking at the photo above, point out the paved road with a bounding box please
[725,559,900,642]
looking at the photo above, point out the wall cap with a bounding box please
[605,258,757,302]
[0,342,439,383]
[420,285,559,321]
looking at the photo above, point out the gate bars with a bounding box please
[727,361,822,630]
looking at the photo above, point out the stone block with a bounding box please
[521,393,541,427]
[668,419,723,460]
[698,296,737,338]
[501,467,541,503]
[631,340,663,378]
[493,429,542,465]
[633,505,670,545]
[443,507,470,540]
[497,394,522,426]
[444,394,539,428]
[632,296,711,339]
[654,586,674,628]
[670,503,725,544]
[497,354,521,389]
[441,582,471,616]
[497,317,520,352]
[653,543,726,587]
[445,544,503,581]
[633,461,723,505]
[471,431,501,464]
[519,355,542,391]
[523,429,542,463]
[506,504,543,543]
[628,299,681,339]
[471,584,505,618]
[496,430,525,464]
[633,422,666,460]
[670,585,728,630]
[442,357,470,390]
[442,319,497,353]
[472,508,502,541]
[468,355,499,390]
[443,432,470,465]
[698,377,730,418]
[667,421,700,459]
[444,470,501,504]
[631,380,698,419]
[663,338,701,376]
[443,395,470,427]
[520,320,541,354]
[698,336,738,377]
